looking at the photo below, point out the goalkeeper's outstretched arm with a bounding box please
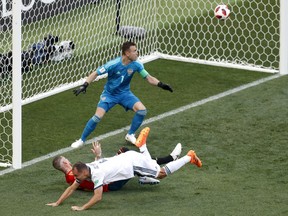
[73,71,98,96]
[85,71,98,84]
[145,74,173,92]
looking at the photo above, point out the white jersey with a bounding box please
[86,151,160,189]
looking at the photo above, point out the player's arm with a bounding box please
[91,141,102,160]
[73,71,99,96]
[140,69,173,92]
[71,186,103,211]
[46,180,80,207]
[86,71,99,84]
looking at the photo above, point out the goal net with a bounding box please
[0,0,280,168]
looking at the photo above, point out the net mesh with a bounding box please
[0,0,280,166]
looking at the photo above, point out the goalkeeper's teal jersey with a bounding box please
[96,56,145,95]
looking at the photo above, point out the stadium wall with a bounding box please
[0,0,96,31]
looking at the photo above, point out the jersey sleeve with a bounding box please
[91,172,105,189]
[88,161,105,190]
[96,65,108,76]
[135,60,144,71]
[96,57,120,76]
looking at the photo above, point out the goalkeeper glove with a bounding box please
[73,82,89,96]
[157,81,173,92]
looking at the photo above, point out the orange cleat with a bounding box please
[187,150,202,167]
[135,127,150,148]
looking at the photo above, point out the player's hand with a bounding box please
[91,141,102,159]
[71,206,84,211]
[73,82,89,96]
[157,81,173,92]
[46,202,59,207]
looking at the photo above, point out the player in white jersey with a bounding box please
[47,127,202,211]
[85,150,160,189]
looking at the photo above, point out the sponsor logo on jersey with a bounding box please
[116,71,121,75]
[94,179,99,185]
[127,68,133,75]
[99,67,106,74]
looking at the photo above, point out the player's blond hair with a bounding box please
[52,155,64,171]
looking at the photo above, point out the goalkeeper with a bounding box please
[71,41,173,148]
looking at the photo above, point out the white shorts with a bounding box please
[124,151,161,178]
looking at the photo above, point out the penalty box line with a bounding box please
[0,74,280,176]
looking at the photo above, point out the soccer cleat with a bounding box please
[138,176,160,185]
[71,139,84,148]
[170,143,182,160]
[135,127,150,148]
[125,133,136,145]
[187,150,202,167]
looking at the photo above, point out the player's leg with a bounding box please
[135,128,182,165]
[71,93,116,148]
[116,147,160,185]
[130,102,147,136]
[135,127,151,159]
[128,131,161,185]
[116,143,182,165]
[157,150,202,179]
[121,92,147,144]
[129,150,160,178]
[155,143,182,165]
[71,107,106,148]
[80,107,106,141]
[135,130,186,183]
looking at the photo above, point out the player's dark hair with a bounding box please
[72,161,88,172]
[117,146,130,155]
[122,41,136,55]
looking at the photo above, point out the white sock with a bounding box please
[139,144,152,159]
[163,155,190,175]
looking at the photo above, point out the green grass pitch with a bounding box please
[0,0,286,215]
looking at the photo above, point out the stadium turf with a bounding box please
[1,60,287,215]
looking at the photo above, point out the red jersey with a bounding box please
[65,170,109,192]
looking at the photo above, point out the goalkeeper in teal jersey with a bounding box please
[71,41,173,148]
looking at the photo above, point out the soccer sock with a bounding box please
[163,156,190,175]
[81,115,101,141]
[155,155,174,165]
[128,110,147,134]
[139,144,152,159]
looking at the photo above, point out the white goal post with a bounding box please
[0,0,286,168]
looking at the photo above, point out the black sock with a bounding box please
[154,155,174,165]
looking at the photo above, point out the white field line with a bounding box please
[0,74,281,176]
